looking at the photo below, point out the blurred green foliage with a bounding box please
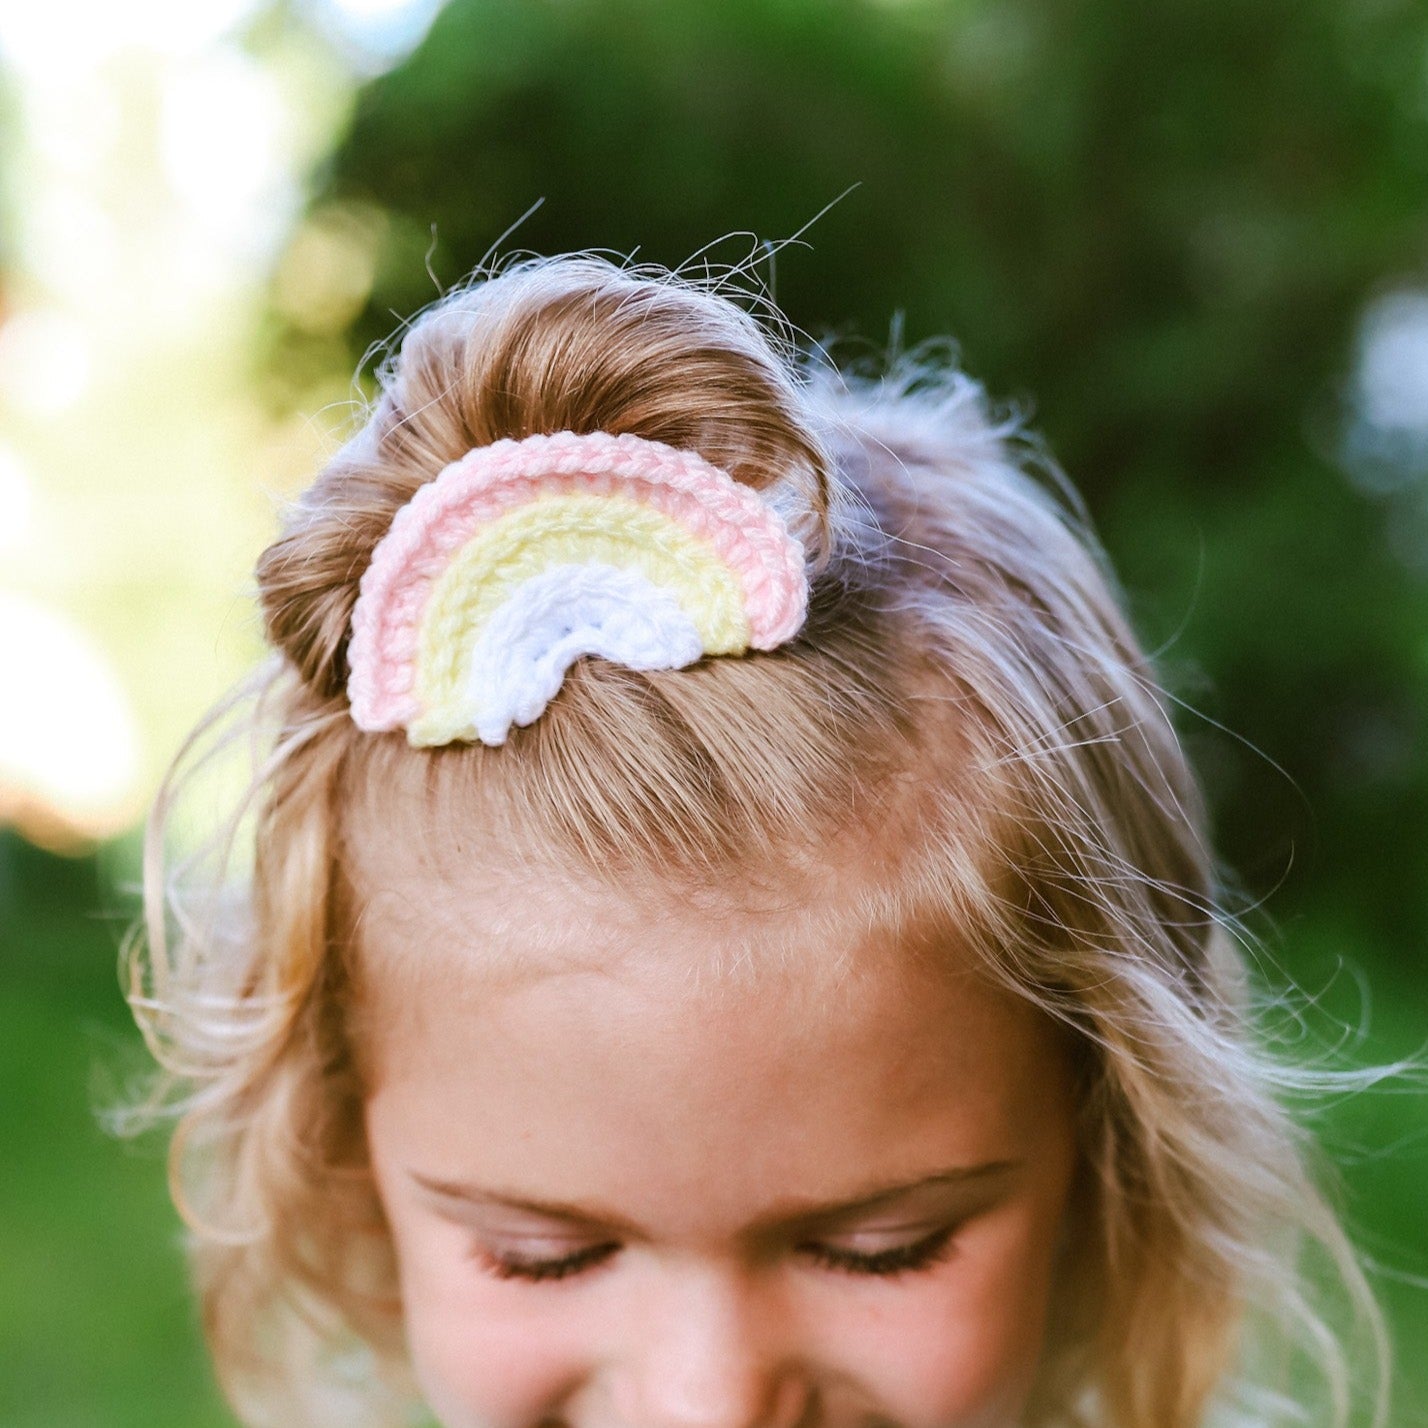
[0,833,232,1427]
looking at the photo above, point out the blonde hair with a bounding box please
[129,255,1390,1427]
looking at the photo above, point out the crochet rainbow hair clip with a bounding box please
[345,430,810,747]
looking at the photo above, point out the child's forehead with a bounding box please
[361,881,1076,1268]
[349,822,1067,1137]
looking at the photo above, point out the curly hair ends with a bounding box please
[128,254,1390,1428]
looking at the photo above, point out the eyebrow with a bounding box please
[409,1159,1022,1236]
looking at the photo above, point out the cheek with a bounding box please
[813,1202,1065,1427]
[391,1220,595,1428]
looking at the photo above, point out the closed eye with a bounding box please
[472,1222,961,1285]
[474,1240,621,1282]
[797,1222,959,1278]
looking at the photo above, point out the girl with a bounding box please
[130,255,1390,1428]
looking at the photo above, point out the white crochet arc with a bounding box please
[459,563,704,746]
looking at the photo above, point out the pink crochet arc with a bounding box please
[346,430,809,733]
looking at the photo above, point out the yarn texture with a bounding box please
[345,430,809,746]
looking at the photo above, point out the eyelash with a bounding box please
[799,1223,958,1278]
[479,1241,621,1283]
[477,1224,958,1284]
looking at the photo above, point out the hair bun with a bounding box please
[255,257,832,702]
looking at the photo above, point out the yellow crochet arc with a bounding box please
[411,493,749,744]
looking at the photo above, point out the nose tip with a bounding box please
[625,1369,810,1428]
[611,1273,811,1428]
